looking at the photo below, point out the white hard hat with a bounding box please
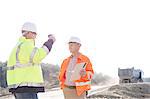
[22,22,37,33]
[68,36,81,44]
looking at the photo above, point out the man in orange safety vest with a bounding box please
[59,36,94,99]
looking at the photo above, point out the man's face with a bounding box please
[26,32,37,39]
[69,42,81,53]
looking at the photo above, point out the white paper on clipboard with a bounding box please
[70,62,86,81]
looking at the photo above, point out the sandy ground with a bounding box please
[0,88,64,99]
[0,79,117,99]
[3,81,150,99]
[0,86,105,99]
[88,83,150,99]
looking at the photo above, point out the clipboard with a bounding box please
[70,62,86,81]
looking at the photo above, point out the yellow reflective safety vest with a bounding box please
[7,37,47,89]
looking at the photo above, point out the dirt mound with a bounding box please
[88,83,150,99]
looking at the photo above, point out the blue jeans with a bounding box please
[14,93,38,99]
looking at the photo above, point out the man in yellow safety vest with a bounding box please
[7,22,55,99]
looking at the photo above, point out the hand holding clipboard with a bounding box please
[80,63,87,77]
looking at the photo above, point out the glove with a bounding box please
[48,34,56,43]
[43,34,55,52]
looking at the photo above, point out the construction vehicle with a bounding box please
[118,67,143,83]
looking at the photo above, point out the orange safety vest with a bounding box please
[59,53,94,96]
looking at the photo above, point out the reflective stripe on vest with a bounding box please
[7,43,38,70]
[7,63,33,70]
[8,82,44,88]
[16,42,23,64]
[29,47,38,63]
[75,81,91,86]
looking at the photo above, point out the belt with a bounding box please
[64,85,76,89]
